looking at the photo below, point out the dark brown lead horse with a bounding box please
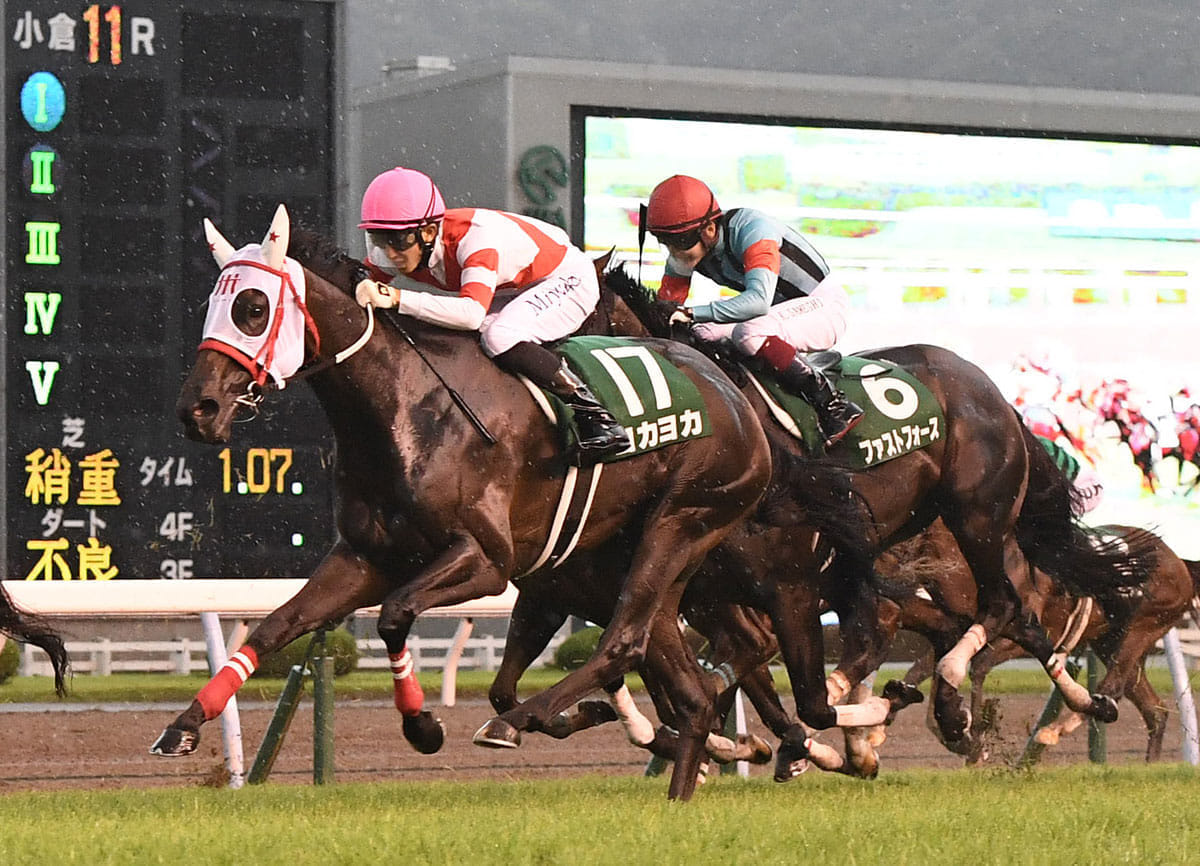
[150,207,771,801]
[604,266,1158,761]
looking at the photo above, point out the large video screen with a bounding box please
[581,113,1200,556]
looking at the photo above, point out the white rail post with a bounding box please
[200,612,246,788]
[440,617,475,707]
[1162,628,1199,765]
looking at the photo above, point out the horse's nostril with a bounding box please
[194,398,219,420]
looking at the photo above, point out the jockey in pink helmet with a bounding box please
[644,174,862,447]
[355,166,629,464]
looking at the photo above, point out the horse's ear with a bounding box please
[204,218,236,268]
[261,204,290,271]
[592,246,615,277]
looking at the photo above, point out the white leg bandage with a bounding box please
[936,624,987,689]
[826,669,852,705]
[804,738,845,772]
[608,684,656,746]
[832,696,890,727]
[1046,653,1092,712]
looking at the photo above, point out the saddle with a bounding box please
[747,353,945,469]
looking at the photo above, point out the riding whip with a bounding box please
[382,309,498,445]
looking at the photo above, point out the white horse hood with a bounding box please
[200,204,308,389]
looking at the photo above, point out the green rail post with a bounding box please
[247,662,308,785]
[312,654,335,784]
[1018,658,1081,769]
[1086,649,1107,764]
[644,751,669,777]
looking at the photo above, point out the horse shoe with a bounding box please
[148,727,199,757]
[472,717,522,749]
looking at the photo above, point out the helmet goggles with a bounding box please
[652,227,703,251]
[367,228,422,252]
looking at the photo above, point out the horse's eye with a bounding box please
[231,288,271,337]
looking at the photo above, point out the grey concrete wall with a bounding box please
[344,0,1200,98]
[345,55,1200,245]
[346,71,510,244]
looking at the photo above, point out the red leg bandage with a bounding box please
[196,646,259,721]
[390,647,424,716]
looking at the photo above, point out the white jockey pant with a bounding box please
[479,246,601,357]
[692,276,850,355]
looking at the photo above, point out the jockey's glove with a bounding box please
[668,306,694,327]
[355,278,399,309]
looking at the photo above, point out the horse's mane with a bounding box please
[601,265,748,385]
[288,227,364,293]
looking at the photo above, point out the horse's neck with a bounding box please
[303,280,489,447]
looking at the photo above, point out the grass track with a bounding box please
[2,765,1198,865]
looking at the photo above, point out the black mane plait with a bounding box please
[601,264,748,385]
[288,226,364,294]
[602,264,669,336]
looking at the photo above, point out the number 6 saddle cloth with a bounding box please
[747,351,945,469]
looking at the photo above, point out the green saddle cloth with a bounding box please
[750,353,945,469]
[553,336,712,463]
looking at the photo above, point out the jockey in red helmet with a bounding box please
[356,166,629,463]
[644,175,862,448]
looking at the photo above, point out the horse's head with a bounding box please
[177,204,318,443]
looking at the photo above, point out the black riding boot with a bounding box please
[546,361,632,464]
[776,353,864,447]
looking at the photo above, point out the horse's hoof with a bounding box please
[742,733,774,765]
[542,712,576,739]
[473,718,521,749]
[149,727,198,757]
[1091,694,1119,724]
[773,726,810,782]
[577,699,618,727]
[1034,726,1061,746]
[402,711,445,754]
[882,679,925,713]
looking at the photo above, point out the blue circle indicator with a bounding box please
[21,71,66,132]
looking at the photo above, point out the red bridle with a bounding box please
[197,258,320,388]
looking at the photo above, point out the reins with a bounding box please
[375,307,498,446]
[229,295,377,420]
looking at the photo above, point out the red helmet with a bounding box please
[645,175,722,237]
[359,166,446,230]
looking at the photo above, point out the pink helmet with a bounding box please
[358,167,446,230]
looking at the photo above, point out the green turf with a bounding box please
[1,766,1198,865]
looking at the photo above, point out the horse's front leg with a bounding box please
[150,543,390,756]
[375,534,509,753]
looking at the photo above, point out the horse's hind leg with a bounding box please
[1126,669,1168,761]
[150,544,390,756]
[488,592,569,715]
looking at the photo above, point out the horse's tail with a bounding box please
[0,582,70,697]
[1015,422,1158,595]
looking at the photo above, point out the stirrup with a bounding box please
[822,409,864,448]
